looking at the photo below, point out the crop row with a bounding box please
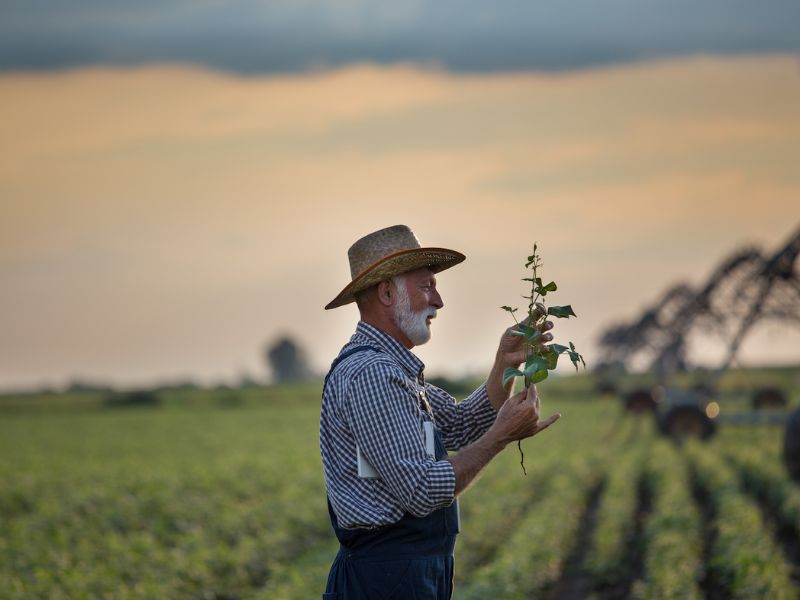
[456,395,657,596]
[456,441,564,579]
[724,444,800,541]
[630,439,703,600]
[0,404,331,599]
[685,441,795,599]
[4,388,798,598]
[458,454,603,599]
[1,468,330,599]
[583,435,647,590]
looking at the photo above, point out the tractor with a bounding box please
[596,225,800,481]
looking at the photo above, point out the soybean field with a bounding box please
[2,368,799,599]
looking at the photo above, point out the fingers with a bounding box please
[537,320,555,345]
[527,385,541,424]
[519,314,552,329]
[529,306,545,321]
[503,319,554,350]
[535,413,561,433]
[509,387,528,405]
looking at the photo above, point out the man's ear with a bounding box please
[377,280,394,307]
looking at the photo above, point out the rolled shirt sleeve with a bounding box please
[426,382,498,451]
[347,360,456,517]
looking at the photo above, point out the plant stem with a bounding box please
[520,244,543,475]
[525,244,545,387]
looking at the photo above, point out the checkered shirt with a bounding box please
[320,321,497,529]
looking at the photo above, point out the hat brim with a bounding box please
[325,247,465,310]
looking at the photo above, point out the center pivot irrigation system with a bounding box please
[595,225,800,481]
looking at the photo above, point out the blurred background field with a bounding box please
[2,368,798,599]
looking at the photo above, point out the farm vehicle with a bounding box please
[595,225,800,481]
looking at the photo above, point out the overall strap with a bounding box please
[323,345,381,387]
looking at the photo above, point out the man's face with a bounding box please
[392,268,444,346]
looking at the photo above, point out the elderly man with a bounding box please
[320,225,560,599]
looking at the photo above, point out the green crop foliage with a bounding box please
[726,445,800,533]
[1,370,798,598]
[585,441,648,588]
[630,440,703,600]
[459,457,602,599]
[686,441,795,600]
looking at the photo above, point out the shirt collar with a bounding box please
[352,321,426,381]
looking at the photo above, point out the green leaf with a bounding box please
[569,341,576,351]
[524,355,549,376]
[508,330,526,337]
[503,367,523,386]
[545,349,559,370]
[549,343,569,355]
[568,351,581,371]
[531,369,549,383]
[500,306,518,314]
[518,324,542,341]
[534,281,557,296]
[534,302,546,316]
[547,305,577,319]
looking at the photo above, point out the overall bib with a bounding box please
[322,347,460,599]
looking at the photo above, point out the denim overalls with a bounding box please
[322,346,460,599]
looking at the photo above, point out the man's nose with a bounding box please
[431,289,444,309]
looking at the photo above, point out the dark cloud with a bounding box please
[1,0,798,73]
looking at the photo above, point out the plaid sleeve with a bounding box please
[426,383,498,451]
[346,360,455,517]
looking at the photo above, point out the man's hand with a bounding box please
[497,313,554,370]
[487,313,554,409]
[488,384,560,446]
[448,384,561,495]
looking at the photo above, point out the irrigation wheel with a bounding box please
[659,404,716,441]
[623,389,657,414]
[595,379,618,395]
[752,387,788,410]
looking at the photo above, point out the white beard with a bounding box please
[393,278,436,346]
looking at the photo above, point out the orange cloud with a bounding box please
[0,56,798,386]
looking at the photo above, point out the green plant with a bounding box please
[500,244,585,473]
[501,244,585,388]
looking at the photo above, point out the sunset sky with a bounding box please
[1,4,799,390]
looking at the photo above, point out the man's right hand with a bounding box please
[449,384,561,495]
[489,384,561,447]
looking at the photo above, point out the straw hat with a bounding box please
[325,225,466,310]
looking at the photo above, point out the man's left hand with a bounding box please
[487,313,554,410]
[495,314,554,371]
